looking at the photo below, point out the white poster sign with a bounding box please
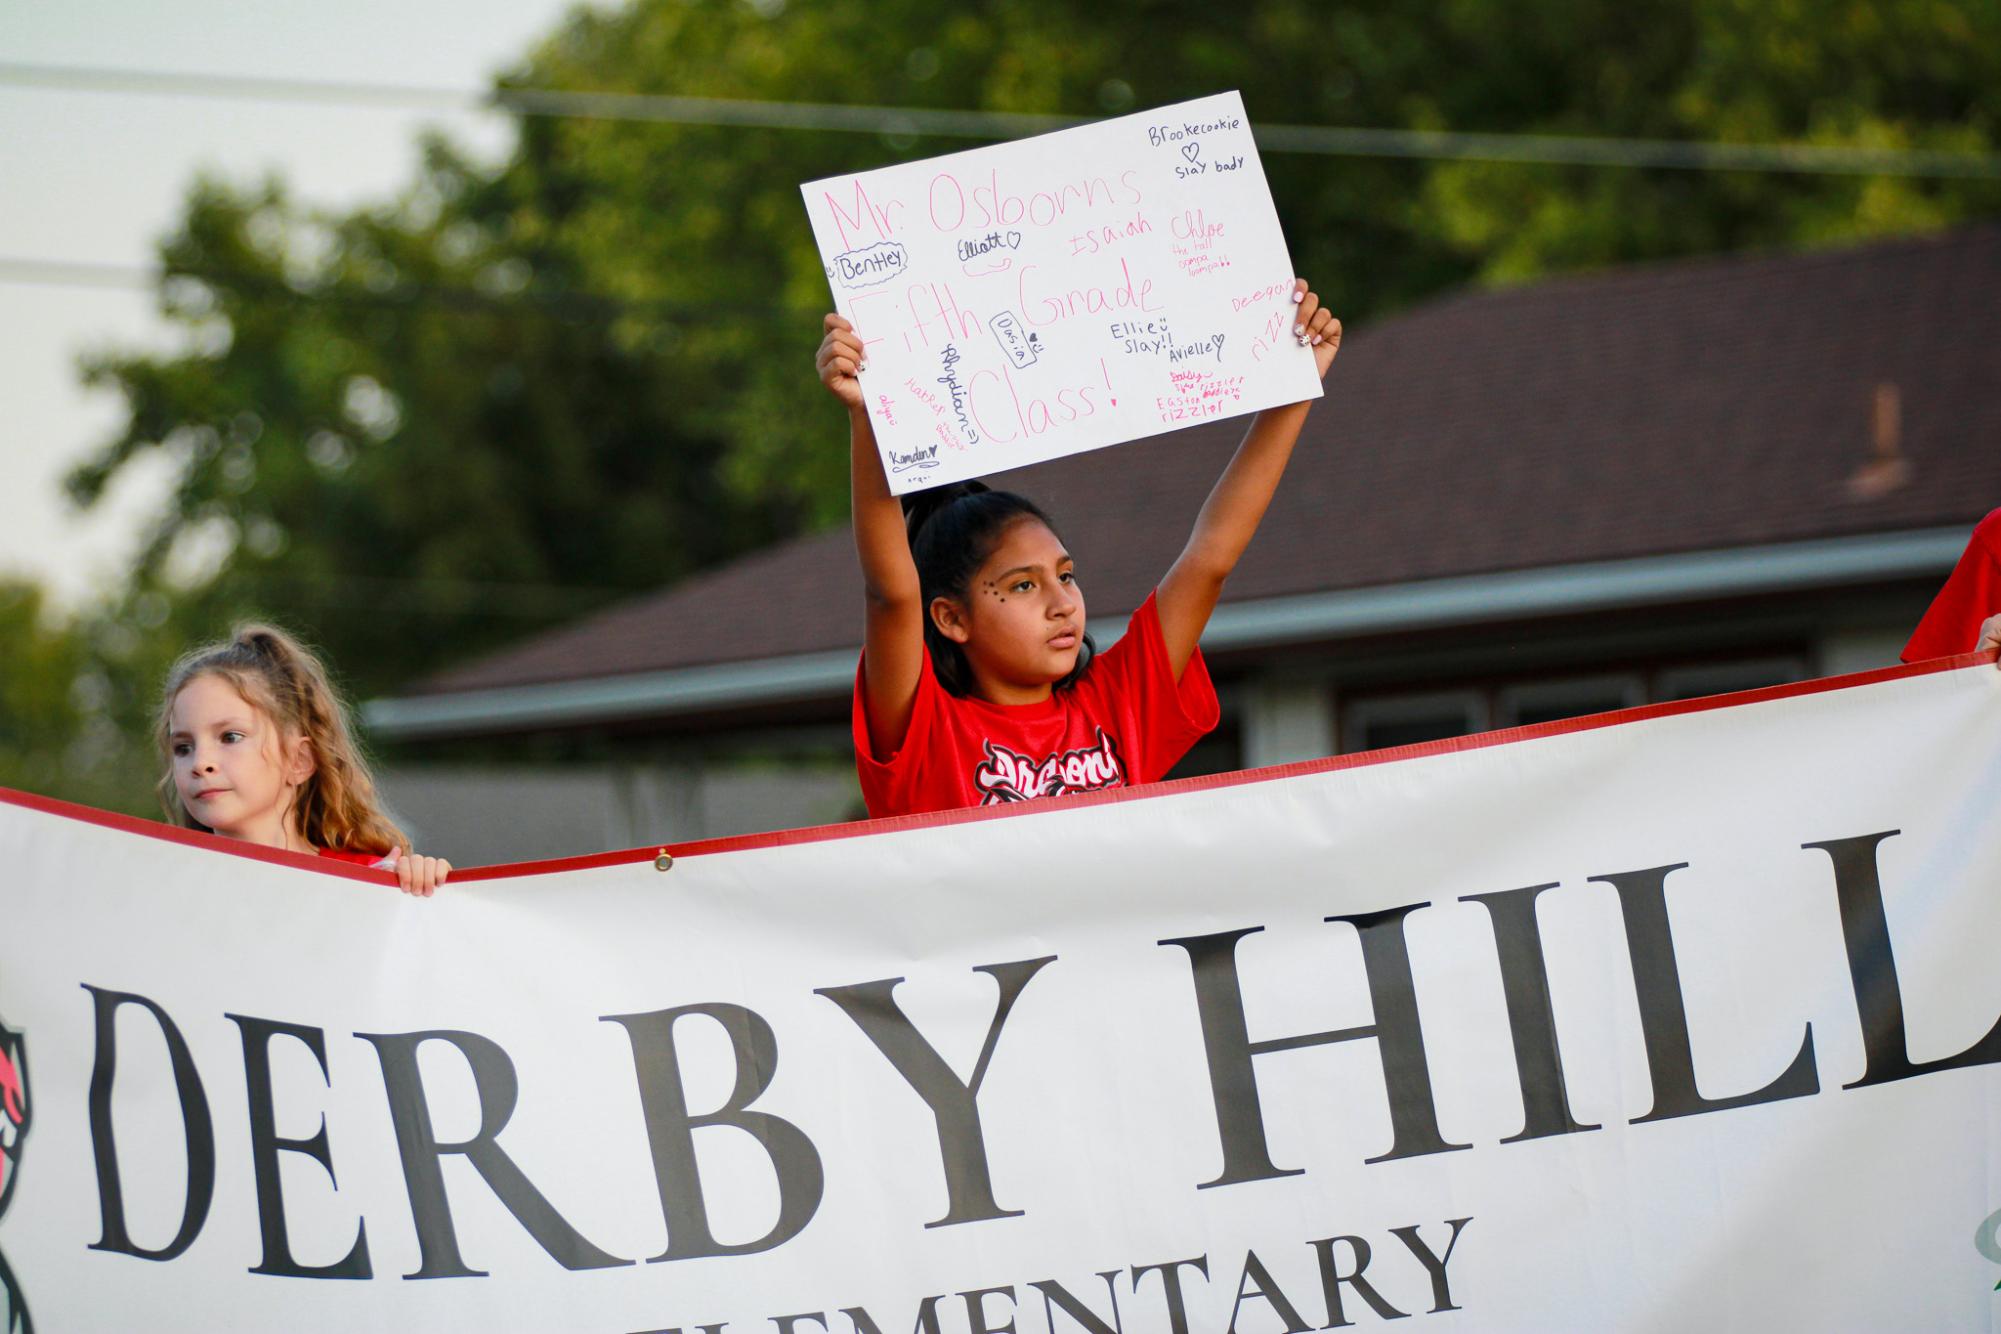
[1,658,1999,1331]
[800,92,1322,492]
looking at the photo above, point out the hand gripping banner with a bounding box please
[0,657,1997,1331]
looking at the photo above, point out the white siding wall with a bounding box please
[376,762,860,866]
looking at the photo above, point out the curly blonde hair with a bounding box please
[156,623,406,854]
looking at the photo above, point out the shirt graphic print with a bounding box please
[973,728,1126,803]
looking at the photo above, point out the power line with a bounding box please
[216,571,631,617]
[0,257,152,291]
[0,62,473,113]
[1254,123,2001,178]
[0,255,789,321]
[4,60,1999,179]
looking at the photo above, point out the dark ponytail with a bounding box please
[901,481,1096,696]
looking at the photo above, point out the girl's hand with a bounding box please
[817,313,867,411]
[1978,612,2001,665]
[1291,279,1342,378]
[381,847,451,898]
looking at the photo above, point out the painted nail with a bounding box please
[1293,324,1304,336]
[858,361,868,372]
[1291,289,1305,303]
[1311,334,1322,345]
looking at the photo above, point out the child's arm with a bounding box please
[1155,279,1342,676]
[818,314,927,756]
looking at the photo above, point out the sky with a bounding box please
[0,0,587,608]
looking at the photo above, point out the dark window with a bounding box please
[1344,691,1487,753]
[1655,658,1805,702]
[1498,675,1643,728]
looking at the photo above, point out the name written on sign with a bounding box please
[831,241,909,290]
[989,312,1041,369]
[1110,319,1226,365]
[957,230,1023,263]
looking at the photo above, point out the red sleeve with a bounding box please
[317,846,388,866]
[851,645,945,819]
[1082,591,1221,784]
[1903,510,2001,662]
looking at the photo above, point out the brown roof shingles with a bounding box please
[420,226,2001,695]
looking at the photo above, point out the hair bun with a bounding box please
[232,624,310,691]
[236,624,286,661]
[902,479,989,544]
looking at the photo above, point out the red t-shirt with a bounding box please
[1903,508,2001,662]
[318,846,389,867]
[853,590,1221,819]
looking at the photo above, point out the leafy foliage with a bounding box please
[0,582,164,817]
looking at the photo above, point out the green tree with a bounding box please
[1408,0,2001,280]
[68,168,793,696]
[0,581,162,816]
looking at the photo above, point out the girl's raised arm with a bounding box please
[1155,280,1341,677]
[819,314,927,757]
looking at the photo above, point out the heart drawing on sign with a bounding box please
[1181,142,1201,162]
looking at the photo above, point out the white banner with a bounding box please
[2,659,1999,1332]
[800,92,1321,492]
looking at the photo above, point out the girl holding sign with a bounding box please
[818,279,1341,818]
[157,624,451,895]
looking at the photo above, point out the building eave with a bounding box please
[362,526,1966,741]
